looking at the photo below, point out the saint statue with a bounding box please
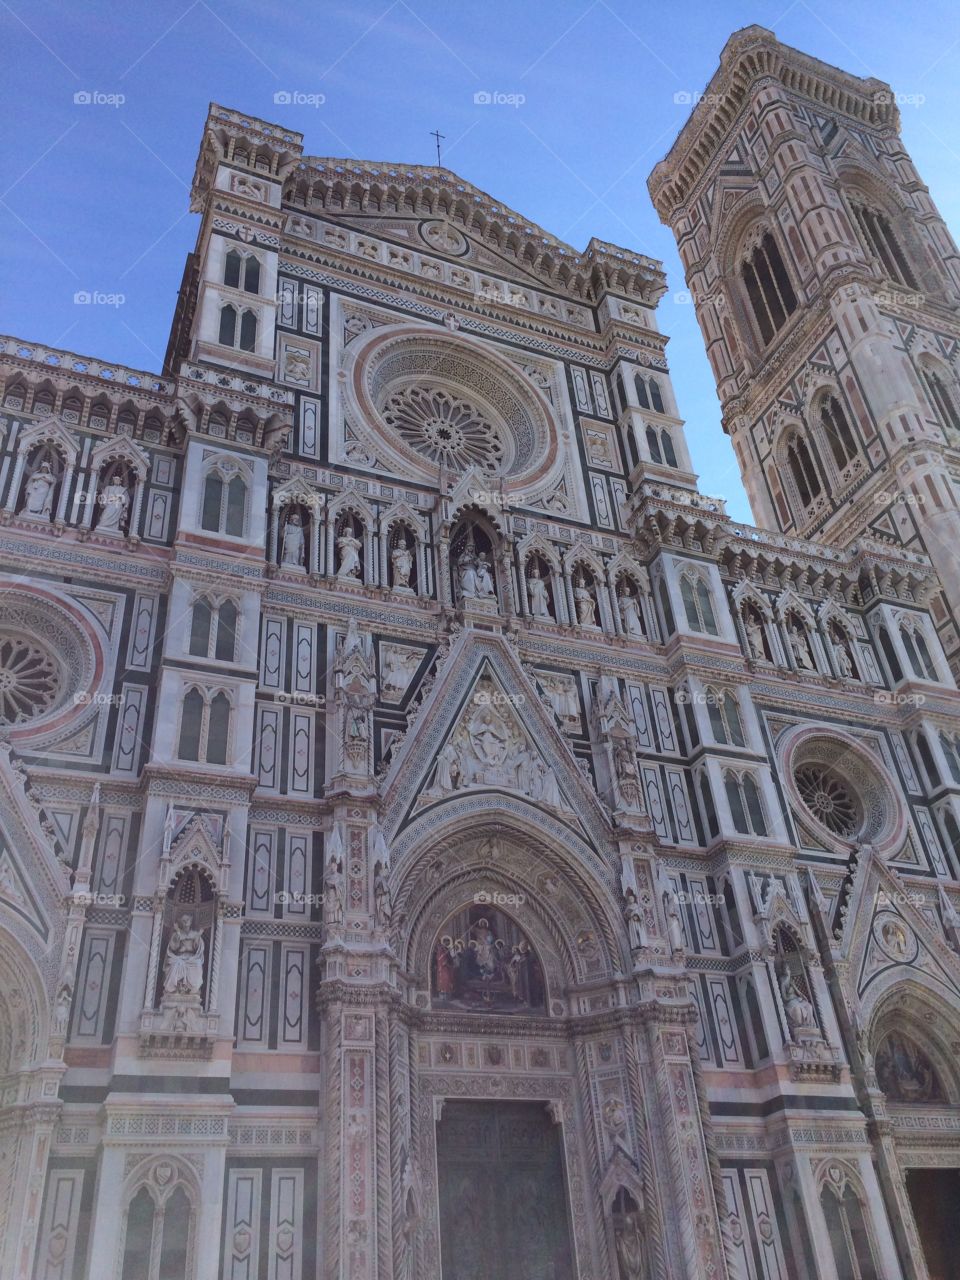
[614,1211,646,1280]
[456,545,478,599]
[623,888,645,951]
[97,477,129,533]
[373,861,392,929]
[618,587,644,637]
[574,575,597,627]
[779,967,816,1036]
[614,743,642,808]
[664,891,685,953]
[433,741,460,793]
[281,512,305,568]
[833,637,854,678]
[323,853,344,927]
[475,552,495,598]
[527,563,552,619]
[745,615,767,661]
[789,623,815,671]
[337,528,362,579]
[162,913,205,996]
[24,461,56,518]
[391,539,414,590]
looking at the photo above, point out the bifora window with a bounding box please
[742,231,798,344]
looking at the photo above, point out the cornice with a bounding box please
[648,26,899,221]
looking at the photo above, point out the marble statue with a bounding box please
[574,575,596,627]
[281,512,305,567]
[527,563,552,618]
[24,461,56,518]
[618,587,644,637]
[162,913,205,996]
[97,477,129,532]
[337,528,362,579]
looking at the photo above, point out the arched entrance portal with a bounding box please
[390,805,650,1280]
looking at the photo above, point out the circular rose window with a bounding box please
[349,327,558,489]
[782,728,904,852]
[381,385,506,473]
[0,590,101,738]
[0,635,62,724]
[794,764,861,837]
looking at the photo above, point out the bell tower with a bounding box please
[649,25,960,670]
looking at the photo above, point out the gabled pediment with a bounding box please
[380,632,611,849]
[836,845,960,1012]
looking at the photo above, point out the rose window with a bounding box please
[381,385,507,473]
[794,764,861,837]
[0,635,61,724]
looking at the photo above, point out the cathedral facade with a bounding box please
[4,24,960,1280]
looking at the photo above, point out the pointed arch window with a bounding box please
[821,395,859,468]
[921,365,960,434]
[725,770,767,836]
[660,429,677,467]
[900,622,938,681]
[940,732,960,785]
[699,771,719,839]
[177,686,232,765]
[707,689,745,747]
[649,378,665,414]
[742,231,797,344]
[224,248,261,294]
[635,374,650,409]
[218,303,257,352]
[852,202,917,289]
[189,597,239,662]
[680,574,719,636]
[820,1176,880,1280]
[876,625,903,683]
[120,1178,195,1280]
[218,305,237,347]
[786,433,822,507]
[201,468,248,537]
[645,425,662,463]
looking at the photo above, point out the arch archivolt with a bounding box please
[393,807,627,1002]
[862,977,960,1098]
[0,932,48,1077]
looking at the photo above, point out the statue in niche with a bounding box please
[475,552,495,598]
[380,645,420,700]
[788,622,815,671]
[574,574,597,627]
[623,888,645,951]
[874,1030,946,1103]
[614,1211,646,1280]
[281,512,305,568]
[97,476,130,532]
[614,743,643,809]
[24,461,56,518]
[618,586,644,637]
[162,913,206,996]
[337,525,362,579]
[391,536,414,591]
[745,612,767,661]
[373,861,392,929]
[778,965,816,1038]
[663,890,685,953]
[539,672,580,725]
[456,542,479,598]
[527,562,553,619]
[323,851,344,927]
[831,628,856,678]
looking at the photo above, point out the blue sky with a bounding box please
[2,0,959,523]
